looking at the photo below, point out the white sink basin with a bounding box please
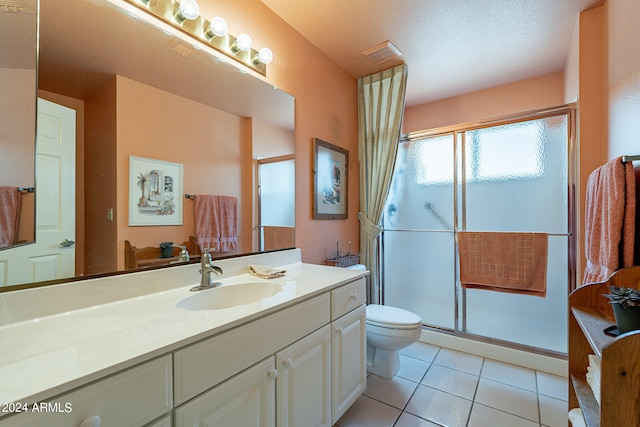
[176,282,284,311]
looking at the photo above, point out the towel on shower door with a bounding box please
[583,157,636,284]
[0,186,21,247]
[457,231,548,297]
[194,195,238,253]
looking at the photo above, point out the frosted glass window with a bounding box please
[414,135,454,185]
[260,160,295,226]
[466,121,544,181]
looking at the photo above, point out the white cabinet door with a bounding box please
[0,355,172,427]
[332,304,367,424]
[174,357,276,427]
[276,324,331,427]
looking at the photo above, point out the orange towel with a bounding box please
[194,195,238,253]
[0,186,21,247]
[583,157,636,284]
[458,231,548,297]
[263,226,295,251]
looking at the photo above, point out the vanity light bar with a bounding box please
[125,0,269,76]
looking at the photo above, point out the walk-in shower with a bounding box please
[382,105,575,354]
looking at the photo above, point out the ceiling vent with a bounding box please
[0,0,33,13]
[166,40,197,58]
[361,40,403,64]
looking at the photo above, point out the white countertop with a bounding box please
[0,251,367,407]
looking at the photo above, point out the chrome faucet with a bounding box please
[190,248,223,291]
[177,245,190,262]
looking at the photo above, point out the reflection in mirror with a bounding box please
[0,0,37,250]
[0,0,295,290]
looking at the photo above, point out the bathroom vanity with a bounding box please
[0,249,367,426]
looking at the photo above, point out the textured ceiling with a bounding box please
[260,0,601,106]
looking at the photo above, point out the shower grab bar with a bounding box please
[425,202,453,230]
[382,228,571,237]
[622,154,640,162]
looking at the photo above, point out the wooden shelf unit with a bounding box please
[568,266,640,427]
[124,237,201,269]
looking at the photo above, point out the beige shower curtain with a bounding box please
[357,63,408,304]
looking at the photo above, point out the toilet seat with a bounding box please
[366,304,422,330]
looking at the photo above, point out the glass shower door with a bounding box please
[461,116,570,353]
[382,108,573,353]
[383,134,457,330]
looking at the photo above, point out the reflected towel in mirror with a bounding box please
[0,187,21,247]
[194,195,238,252]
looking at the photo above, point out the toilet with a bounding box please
[346,264,423,379]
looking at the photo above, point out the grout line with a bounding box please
[361,343,563,427]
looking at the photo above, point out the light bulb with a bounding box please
[253,47,273,65]
[234,33,252,52]
[207,16,227,38]
[174,0,199,22]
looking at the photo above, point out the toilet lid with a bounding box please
[366,304,422,328]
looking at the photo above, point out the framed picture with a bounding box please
[129,156,183,226]
[313,138,348,219]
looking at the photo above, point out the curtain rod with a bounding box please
[622,155,640,162]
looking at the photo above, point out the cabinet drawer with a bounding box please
[174,293,330,405]
[331,278,366,320]
[0,355,172,427]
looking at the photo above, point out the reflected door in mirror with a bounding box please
[0,99,76,286]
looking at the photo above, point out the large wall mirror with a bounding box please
[0,0,295,290]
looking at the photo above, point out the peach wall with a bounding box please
[115,76,250,269]
[198,0,360,264]
[606,0,640,159]
[564,18,580,103]
[403,72,565,133]
[577,6,607,279]
[84,78,118,275]
[252,119,295,159]
[1,69,36,244]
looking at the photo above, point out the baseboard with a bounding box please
[418,329,568,377]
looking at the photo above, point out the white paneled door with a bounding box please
[0,98,75,286]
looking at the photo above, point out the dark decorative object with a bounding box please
[159,241,174,258]
[603,285,640,334]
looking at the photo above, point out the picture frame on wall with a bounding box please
[129,156,183,226]
[313,138,348,219]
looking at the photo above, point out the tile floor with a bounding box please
[335,342,568,427]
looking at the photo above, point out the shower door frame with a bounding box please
[381,103,577,353]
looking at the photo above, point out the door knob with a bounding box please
[79,415,101,427]
[60,239,75,247]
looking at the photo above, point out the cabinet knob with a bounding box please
[79,415,101,427]
[267,368,278,379]
[335,326,344,334]
[283,358,293,369]
[349,293,357,300]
